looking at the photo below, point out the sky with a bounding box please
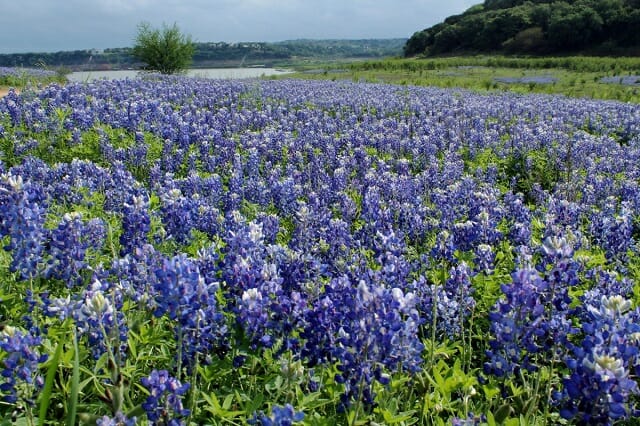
[0,0,479,54]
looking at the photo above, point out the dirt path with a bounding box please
[0,87,20,98]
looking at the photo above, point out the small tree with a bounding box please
[132,22,195,74]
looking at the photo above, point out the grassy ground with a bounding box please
[3,56,639,103]
[282,56,640,103]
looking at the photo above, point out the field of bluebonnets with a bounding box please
[1,71,640,425]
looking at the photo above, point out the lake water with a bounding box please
[68,67,293,82]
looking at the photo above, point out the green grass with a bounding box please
[284,56,640,103]
[0,67,70,92]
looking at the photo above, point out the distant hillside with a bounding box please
[0,39,405,71]
[405,0,640,57]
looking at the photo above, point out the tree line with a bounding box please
[405,0,640,57]
[0,39,405,71]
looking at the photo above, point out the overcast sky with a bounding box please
[0,0,479,54]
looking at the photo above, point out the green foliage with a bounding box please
[405,0,640,56]
[132,22,195,75]
[0,67,67,89]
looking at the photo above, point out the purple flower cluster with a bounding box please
[140,369,190,426]
[249,403,304,426]
[302,271,423,408]
[119,193,151,256]
[423,262,476,340]
[149,253,228,371]
[0,326,46,404]
[589,198,634,266]
[0,173,47,280]
[44,212,105,287]
[556,293,640,423]
[0,66,57,80]
[46,278,128,360]
[1,74,640,422]
[485,236,579,378]
[96,412,137,426]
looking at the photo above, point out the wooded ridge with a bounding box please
[405,0,640,57]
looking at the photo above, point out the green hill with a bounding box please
[405,0,640,57]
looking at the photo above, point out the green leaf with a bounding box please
[486,411,496,426]
[482,383,501,399]
[380,408,417,424]
[244,392,265,413]
[222,394,234,410]
[67,331,80,426]
[432,366,446,390]
[201,392,244,419]
[5,417,38,426]
[39,336,64,426]
[494,403,513,424]
[300,391,331,410]
[202,392,222,412]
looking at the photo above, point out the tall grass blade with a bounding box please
[38,338,63,426]
[67,331,80,426]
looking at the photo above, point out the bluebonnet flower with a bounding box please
[589,198,634,266]
[580,268,635,308]
[556,294,640,424]
[104,244,165,307]
[140,370,190,426]
[0,326,46,404]
[371,229,412,292]
[474,243,495,274]
[103,161,144,220]
[45,278,129,361]
[220,213,268,297]
[302,272,424,409]
[270,176,299,216]
[539,235,582,293]
[451,413,487,426]
[119,192,152,256]
[13,137,39,158]
[96,412,137,426]
[356,186,392,248]
[222,219,310,352]
[0,173,48,280]
[0,88,24,126]
[151,254,228,370]
[542,199,583,251]
[249,403,304,426]
[452,220,480,253]
[422,262,476,340]
[485,237,579,379]
[157,187,200,245]
[452,209,502,256]
[431,230,456,263]
[44,212,105,287]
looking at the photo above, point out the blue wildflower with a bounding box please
[151,254,228,371]
[249,403,304,426]
[96,411,137,426]
[556,294,640,424]
[44,212,105,287]
[141,370,190,425]
[0,173,48,280]
[0,326,46,404]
